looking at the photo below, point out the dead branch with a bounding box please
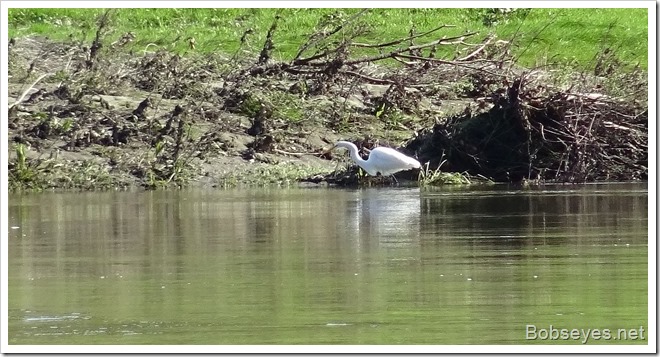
[9,72,55,110]
[341,70,396,85]
[350,24,456,49]
[294,9,370,61]
[343,32,478,66]
[393,53,506,77]
[86,9,114,70]
[258,14,281,65]
[457,35,494,61]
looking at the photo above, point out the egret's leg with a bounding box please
[378,172,398,184]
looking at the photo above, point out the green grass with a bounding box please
[7,8,648,69]
[217,162,334,188]
[8,143,118,191]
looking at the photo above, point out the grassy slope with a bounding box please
[8,8,648,69]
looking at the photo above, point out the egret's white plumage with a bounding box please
[333,141,421,176]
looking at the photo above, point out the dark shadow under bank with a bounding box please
[404,78,647,184]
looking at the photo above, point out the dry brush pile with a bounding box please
[407,74,648,182]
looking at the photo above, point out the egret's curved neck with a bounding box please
[347,145,367,167]
[337,141,367,167]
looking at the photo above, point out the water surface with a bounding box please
[8,183,648,345]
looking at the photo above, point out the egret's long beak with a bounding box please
[320,144,337,158]
[322,144,337,155]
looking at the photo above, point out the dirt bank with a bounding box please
[7,17,648,191]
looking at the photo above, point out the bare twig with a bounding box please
[272,148,308,157]
[86,9,115,70]
[457,35,494,61]
[343,32,477,66]
[258,14,281,65]
[392,53,506,77]
[341,70,396,85]
[350,24,456,49]
[294,9,370,61]
[292,49,335,65]
[9,72,54,109]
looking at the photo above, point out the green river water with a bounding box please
[7,183,648,346]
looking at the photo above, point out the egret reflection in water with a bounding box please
[346,188,421,248]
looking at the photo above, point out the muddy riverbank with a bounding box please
[7,21,648,191]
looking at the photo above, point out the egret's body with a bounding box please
[333,141,421,176]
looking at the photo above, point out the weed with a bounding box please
[9,143,118,191]
[58,118,74,133]
[419,162,472,186]
[239,93,267,118]
[417,154,474,186]
[8,145,48,191]
[219,162,333,188]
[145,169,168,190]
[270,91,305,123]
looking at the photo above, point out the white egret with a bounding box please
[332,141,422,176]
